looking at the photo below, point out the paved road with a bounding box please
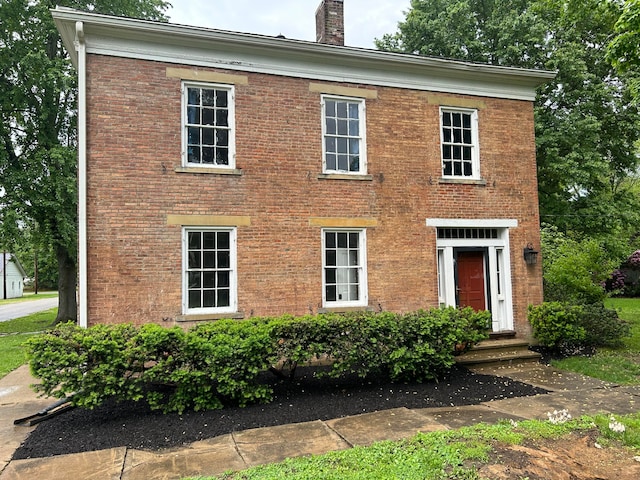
[0,297,59,322]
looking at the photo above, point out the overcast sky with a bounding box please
[166,1,411,49]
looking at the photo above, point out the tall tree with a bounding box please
[377,0,640,238]
[0,0,169,321]
[608,0,640,101]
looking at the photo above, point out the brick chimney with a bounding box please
[315,0,344,46]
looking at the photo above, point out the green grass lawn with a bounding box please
[0,291,58,306]
[0,307,57,378]
[189,414,640,480]
[551,298,640,385]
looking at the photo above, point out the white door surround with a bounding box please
[427,219,517,332]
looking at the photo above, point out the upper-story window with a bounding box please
[440,107,479,179]
[183,82,235,168]
[322,95,367,174]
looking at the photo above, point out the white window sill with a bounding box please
[175,166,243,175]
[317,173,373,181]
[176,312,244,322]
[439,177,487,186]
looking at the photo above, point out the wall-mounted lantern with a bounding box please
[523,243,539,265]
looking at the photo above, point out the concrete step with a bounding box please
[455,338,542,367]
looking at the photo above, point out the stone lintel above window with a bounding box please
[309,217,377,228]
[167,215,251,226]
[309,82,378,99]
[421,93,486,110]
[167,68,249,85]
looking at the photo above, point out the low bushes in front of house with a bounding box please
[25,307,490,414]
[528,301,631,353]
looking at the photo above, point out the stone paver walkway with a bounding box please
[1,362,639,479]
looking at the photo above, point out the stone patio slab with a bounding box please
[0,401,52,468]
[0,447,126,480]
[233,420,349,467]
[486,386,640,420]
[470,363,615,392]
[417,405,527,429]
[325,407,447,446]
[122,434,245,480]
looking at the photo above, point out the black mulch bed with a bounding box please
[14,365,548,460]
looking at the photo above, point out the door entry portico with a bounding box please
[428,219,517,333]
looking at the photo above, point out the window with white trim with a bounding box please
[183,228,237,313]
[322,96,366,174]
[322,229,368,307]
[440,108,479,178]
[183,82,235,168]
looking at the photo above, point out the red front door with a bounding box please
[457,251,486,311]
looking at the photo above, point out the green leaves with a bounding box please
[25,308,490,413]
[0,0,171,321]
[377,0,640,238]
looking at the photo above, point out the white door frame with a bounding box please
[427,219,517,332]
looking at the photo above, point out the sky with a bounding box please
[166,1,411,49]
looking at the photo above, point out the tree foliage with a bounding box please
[0,0,169,320]
[377,0,640,239]
[608,0,640,100]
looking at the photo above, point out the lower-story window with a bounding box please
[183,228,237,314]
[323,229,368,307]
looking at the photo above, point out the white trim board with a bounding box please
[51,8,555,102]
[426,219,518,228]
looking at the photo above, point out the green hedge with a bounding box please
[26,307,489,414]
[528,301,630,351]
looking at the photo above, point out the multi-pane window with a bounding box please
[323,230,367,306]
[322,96,366,174]
[183,83,234,167]
[184,228,236,313]
[440,108,479,178]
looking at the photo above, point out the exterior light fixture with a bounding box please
[523,243,539,265]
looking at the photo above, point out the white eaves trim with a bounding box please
[51,7,555,101]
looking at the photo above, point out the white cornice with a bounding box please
[52,7,555,101]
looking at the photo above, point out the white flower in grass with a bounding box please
[509,419,519,428]
[547,409,572,424]
[608,415,626,433]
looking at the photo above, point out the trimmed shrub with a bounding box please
[528,302,586,350]
[528,301,630,352]
[579,303,630,348]
[26,308,490,414]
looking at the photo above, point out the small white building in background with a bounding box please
[1,253,27,299]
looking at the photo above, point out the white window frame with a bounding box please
[182,227,237,314]
[322,228,368,308]
[182,81,236,169]
[321,95,367,175]
[439,107,480,179]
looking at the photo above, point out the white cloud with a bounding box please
[166,0,410,48]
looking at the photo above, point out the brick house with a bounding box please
[52,2,553,341]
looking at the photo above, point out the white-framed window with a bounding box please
[440,107,479,178]
[182,82,235,168]
[183,227,237,314]
[322,229,368,307]
[321,95,367,174]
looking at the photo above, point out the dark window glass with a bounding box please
[326,285,337,302]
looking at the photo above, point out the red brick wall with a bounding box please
[85,54,543,336]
